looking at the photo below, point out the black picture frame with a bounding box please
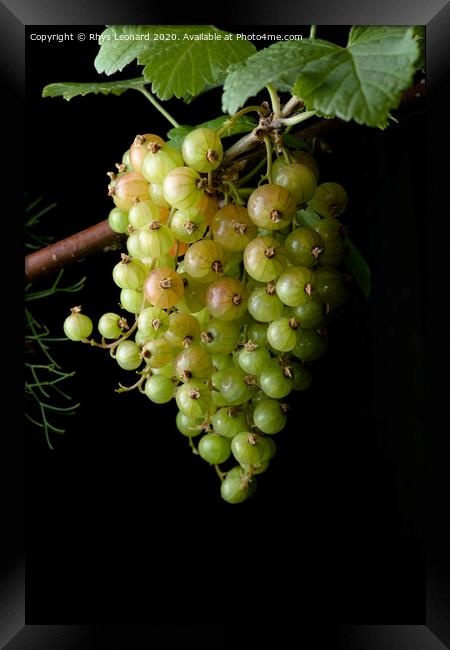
[8,1,449,647]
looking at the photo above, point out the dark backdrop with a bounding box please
[25,26,425,624]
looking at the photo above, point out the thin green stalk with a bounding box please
[263,135,273,183]
[238,158,266,186]
[137,87,180,128]
[278,110,316,128]
[217,105,262,137]
[310,25,317,39]
[266,83,281,116]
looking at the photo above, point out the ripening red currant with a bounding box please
[205,277,249,321]
[272,160,317,205]
[247,184,297,230]
[211,205,258,252]
[144,267,184,309]
[108,171,150,211]
[129,133,165,174]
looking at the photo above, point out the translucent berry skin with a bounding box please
[310,182,348,218]
[144,267,184,309]
[292,329,328,362]
[110,172,150,211]
[247,321,268,347]
[267,317,298,352]
[170,208,207,244]
[247,184,297,230]
[231,432,271,467]
[313,218,347,266]
[144,375,174,404]
[98,312,124,339]
[272,160,317,205]
[275,266,315,307]
[259,364,292,399]
[184,240,227,283]
[163,166,203,210]
[120,288,144,314]
[129,133,165,174]
[219,367,256,405]
[285,227,324,267]
[220,466,256,504]
[115,340,142,370]
[292,295,324,329]
[237,346,271,376]
[128,200,164,229]
[200,319,240,355]
[112,257,148,290]
[176,380,212,419]
[182,127,223,173]
[243,237,289,283]
[176,411,204,438]
[198,433,231,464]
[211,407,247,438]
[247,285,284,322]
[63,310,93,341]
[291,150,320,181]
[137,306,169,340]
[142,144,184,184]
[205,277,249,321]
[164,312,201,349]
[142,338,174,369]
[149,183,170,208]
[138,222,175,258]
[108,207,129,234]
[314,266,348,311]
[211,205,258,252]
[253,399,287,434]
[174,345,213,382]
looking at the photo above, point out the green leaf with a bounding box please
[292,27,419,127]
[167,114,257,148]
[222,40,309,115]
[282,133,309,150]
[295,206,322,228]
[95,25,255,101]
[412,25,425,71]
[345,238,371,298]
[42,77,145,101]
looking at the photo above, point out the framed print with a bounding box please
[5,0,449,647]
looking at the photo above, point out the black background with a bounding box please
[25,26,425,625]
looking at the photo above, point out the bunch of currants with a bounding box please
[63,125,350,503]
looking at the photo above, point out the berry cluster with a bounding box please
[63,126,350,504]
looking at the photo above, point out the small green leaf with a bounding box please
[295,206,322,228]
[167,115,257,148]
[282,133,309,150]
[292,27,419,127]
[95,26,255,101]
[345,238,371,298]
[412,25,425,71]
[42,77,145,101]
[222,40,308,115]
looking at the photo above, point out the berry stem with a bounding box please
[278,110,316,128]
[263,135,273,184]
[217,105,262,136]
[238,157,266,186]
[214,464,226,482]
[309,25,317,39]
[266,83,281,117]
[188,436,199,455]
[136,87,180,128]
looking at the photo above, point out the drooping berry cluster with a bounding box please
[64,125,351,504]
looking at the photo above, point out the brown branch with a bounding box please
[222,80,426,165]
[24,80,425,284]
[25,220,125,283]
